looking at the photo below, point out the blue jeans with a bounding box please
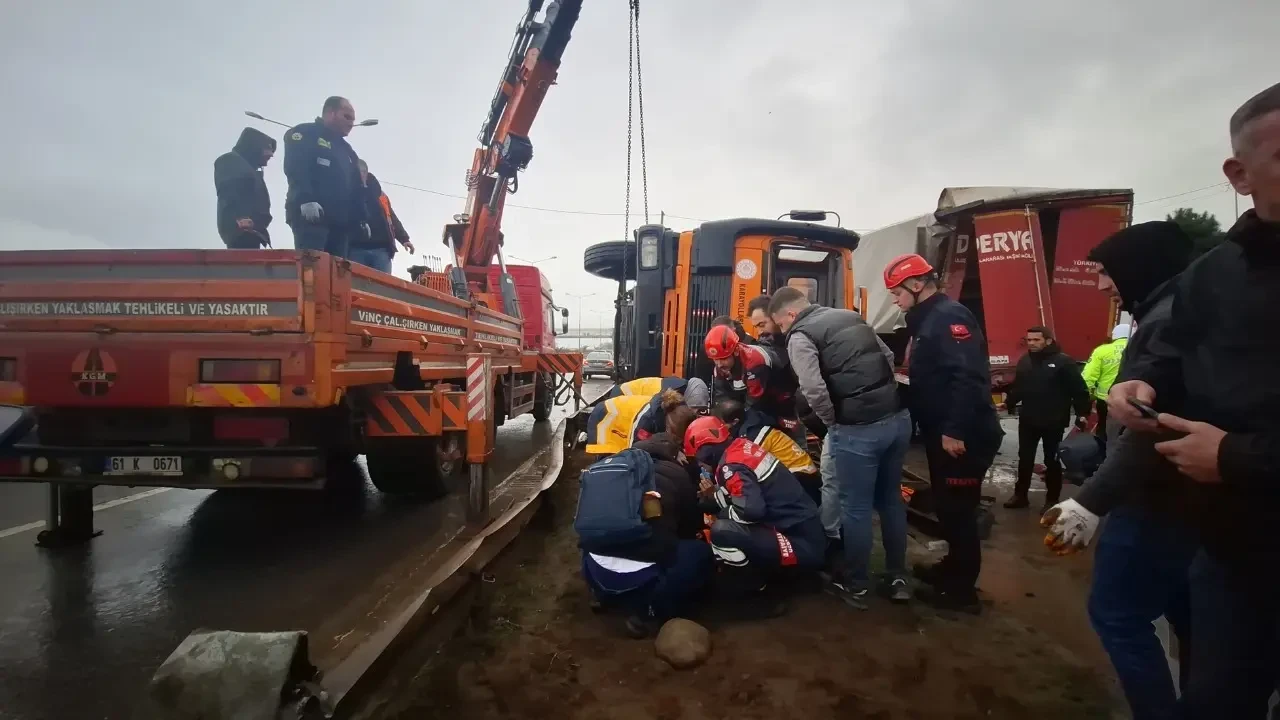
[827,409,912,589]
[583,540,713,621]
[1178,549,1279,719]
[349,246,393,273]
[1088,506,1195,720]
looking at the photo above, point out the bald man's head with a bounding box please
[1224,83,1280,221]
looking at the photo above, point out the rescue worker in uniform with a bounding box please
[704,324,804,446]
[283,96,367,258]
[884,253,1003,613]
[586,383,705,456]
[684,416,825,614]
[632,380,708,440]
[711,397,819,504]
[1081,323,1129,439]
[213,127,276,248]
[607,376,686,400]
[351,160,413,273]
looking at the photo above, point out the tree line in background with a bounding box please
[1166,207,1229,256]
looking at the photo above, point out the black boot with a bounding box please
[1003,495,1030,509]
[916,585,982,615]
[912,560,949,588]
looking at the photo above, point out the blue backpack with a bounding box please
[573,448,656,552]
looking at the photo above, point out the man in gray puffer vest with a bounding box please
[769,286,912,607]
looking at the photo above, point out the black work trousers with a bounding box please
[291,222,351,259]
[923,434,993,596]
[1015,422,1064,504]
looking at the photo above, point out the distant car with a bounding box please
[583,351,616,379]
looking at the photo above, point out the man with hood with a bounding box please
[283,96,367,258]
[1082,82,1280,717]
[1041,220,1196,719]
[1082,323,1130,438]
[351,160,413,273]
[1003,325,1092,512]
[213,127,276,248]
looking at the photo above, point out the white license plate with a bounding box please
[105,456,183,476]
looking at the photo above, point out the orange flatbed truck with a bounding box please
[0,248,582,546]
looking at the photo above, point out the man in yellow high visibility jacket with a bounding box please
[1082,324,1129,436]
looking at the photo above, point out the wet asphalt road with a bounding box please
[0,379,608,720]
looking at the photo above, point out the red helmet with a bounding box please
[883,253,934,290]
[703,325,740,360]
[683,415,732,457]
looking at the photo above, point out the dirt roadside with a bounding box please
[375,441,1125,720]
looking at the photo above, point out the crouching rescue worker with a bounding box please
[684,416,825,616]
[575,434,712,639]
[608,375,686,399]
[213,127,276,248]
[884,253,1004,613]
[711,397,819,504]
[704,324,804,445]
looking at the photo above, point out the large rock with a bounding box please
[654,619,711,669]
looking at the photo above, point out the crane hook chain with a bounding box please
[621,0,647,297]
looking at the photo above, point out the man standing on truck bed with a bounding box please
[351,160,413,273]
[213,127,276,248]
[283,96,366,258]
[884,253,1003,614]
[1003,325,1092,513]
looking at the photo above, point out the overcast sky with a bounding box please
[1,0,1273,328]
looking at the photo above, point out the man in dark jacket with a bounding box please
[1105,82,1280,719]
[283,96,366,258]
[580,433,711,639]
[1004,326,1092,512]
[350,160,414,274]
[214,128,276,248]
[1041,220,1196,720]
[770,286,912,606]
[883,253,1004,613]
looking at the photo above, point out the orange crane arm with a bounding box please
[443,0,583,315]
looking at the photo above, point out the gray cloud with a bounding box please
[0,0,1273,309]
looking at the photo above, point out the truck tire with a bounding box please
[583,241,635,282]
[531,374,552,422]
[365,437,449,498]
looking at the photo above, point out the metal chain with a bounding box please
[632,0,649,224]
[619,0,636,327]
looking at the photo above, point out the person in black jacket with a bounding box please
[1105,82,1280,719]
[1004,326,1092,512]
[283,96,366,258]
[213,128,276,248]
[350,161,414,274]
[883,253,1004,613]
[580,433,711,639]
[1040,220,1197,720]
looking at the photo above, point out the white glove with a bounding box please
[361,223,372,239]
[1040,498,1100,553]
[300,202,324,223]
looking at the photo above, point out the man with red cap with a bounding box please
[704,324,804,445]
[683,415,825,612]
[884,253,1004,613]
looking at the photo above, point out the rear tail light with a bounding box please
[0,358,15,382]
[200,359,281,384]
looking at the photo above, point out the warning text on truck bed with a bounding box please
[0,301,297,317]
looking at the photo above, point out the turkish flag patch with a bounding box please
[950,324,972,340]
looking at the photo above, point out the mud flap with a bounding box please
[141,630,331,720]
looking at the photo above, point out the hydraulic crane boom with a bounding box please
[442,0,583,318]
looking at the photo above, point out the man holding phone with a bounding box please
[1105,82,1280,718]
[1041,220,1197,719]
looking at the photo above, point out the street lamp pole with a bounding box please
[564,292,596,340]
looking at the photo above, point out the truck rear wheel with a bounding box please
[365,437,450,498]
[531,374,552,422]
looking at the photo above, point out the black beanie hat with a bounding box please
[1087,220,1193,310]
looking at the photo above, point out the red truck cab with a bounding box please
[486,265,564,353]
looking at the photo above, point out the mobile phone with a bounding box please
[1127,398,1159,420]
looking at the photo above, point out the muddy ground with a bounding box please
[377,432,1127,720]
